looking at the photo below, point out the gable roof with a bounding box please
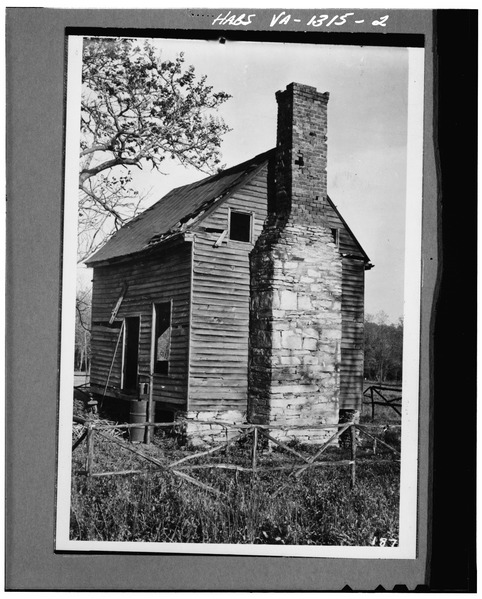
[85,149,274,266]
[85,147,371,267]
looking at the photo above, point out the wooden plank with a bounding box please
[189,389,247,400]
[191,324,249,334]
[109,282,128,324]
[194,244,253,259]
[189,370,248,379]
[94,260,191,281]
[189,377,248,387]
[94,270,191,287]
[192,344,248,353]
[192,295,249,307]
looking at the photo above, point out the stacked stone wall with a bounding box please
[184,409,245,446]
[249,223,342,442]
[248,82,342,443]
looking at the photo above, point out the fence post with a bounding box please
[86,423,94,477]
[251,427,258,476]
[371,387,375,421]
[350,423,357,488]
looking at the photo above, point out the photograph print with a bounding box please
[56,32,424,558]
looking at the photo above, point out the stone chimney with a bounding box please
[248,83,342,442]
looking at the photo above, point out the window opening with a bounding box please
[154,302,171,375]
[229,210,252,242]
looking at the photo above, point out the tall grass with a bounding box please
[70,424,400,546]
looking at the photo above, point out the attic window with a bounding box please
[229,210,252,242]
[331,228,340,247]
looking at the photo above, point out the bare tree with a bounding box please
[78,37,231,262]
[75,286,92,373]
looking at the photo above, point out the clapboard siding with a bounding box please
[340,257,365,410]
[188,166,269,412]
[88,152,368,419]
[325,199,366,259]
[89,241,192,407]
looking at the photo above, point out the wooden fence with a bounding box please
[72,417,401,496]
[363,384,402,420]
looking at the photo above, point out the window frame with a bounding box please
[228,208,254,243]
[121,315,141,391]
[152,300,172,376]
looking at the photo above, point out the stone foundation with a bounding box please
[184,409,246,446]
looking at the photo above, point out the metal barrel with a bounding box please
[129,399,148,443]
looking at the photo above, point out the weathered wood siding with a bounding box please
[340,258,365,410]
[89,166,366,415]
[89,241,192,408]
[324,200,366,411]
[188,166,269,413]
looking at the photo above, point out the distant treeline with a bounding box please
[364,312,403,383]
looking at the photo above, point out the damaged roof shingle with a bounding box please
[85,149,274,266]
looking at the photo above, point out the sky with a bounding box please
[78,37,415,323]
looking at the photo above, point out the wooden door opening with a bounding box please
[122,316,140,392]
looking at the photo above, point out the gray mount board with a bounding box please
[6,7,436,590]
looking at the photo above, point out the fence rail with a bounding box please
[72,417,401,496]
[363,384,402,420]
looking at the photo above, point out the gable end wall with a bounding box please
[187,166,269,428]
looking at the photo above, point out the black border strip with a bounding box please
[66,26,425,48]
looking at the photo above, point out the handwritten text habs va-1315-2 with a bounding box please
[211,11,389,28]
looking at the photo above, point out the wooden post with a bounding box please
[350,423,357,487]
[371,387,375,421]
[86,423,94,477]
[251,427,258,476]
[145,385,154,445]
[146,304,157,446]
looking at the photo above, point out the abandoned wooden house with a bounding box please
[85,82,372,443]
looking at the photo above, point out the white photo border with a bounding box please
[55,34,425,559]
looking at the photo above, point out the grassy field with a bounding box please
[70,398,401,546]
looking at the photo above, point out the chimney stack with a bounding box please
[248,83,342,443]
[274,82,330,220]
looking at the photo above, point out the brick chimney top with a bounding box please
[274,82,330,222]
[276,81,328,101]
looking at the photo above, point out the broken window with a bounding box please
[229,210,252,242]
[154,302,171,375]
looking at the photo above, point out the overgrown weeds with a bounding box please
[70,407,400,546]
[71,462,399,545]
